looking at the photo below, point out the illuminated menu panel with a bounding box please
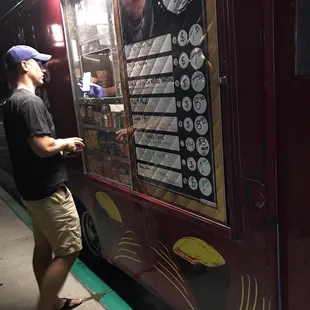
[118,0,217,205]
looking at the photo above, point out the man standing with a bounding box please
[3,45,84,310]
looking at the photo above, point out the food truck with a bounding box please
[1,0,310,309]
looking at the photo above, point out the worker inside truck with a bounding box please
[78,51,116,98]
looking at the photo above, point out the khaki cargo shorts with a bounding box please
[22,187,83,257]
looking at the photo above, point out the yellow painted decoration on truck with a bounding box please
[173,237,225,267]
[95,192,123,223]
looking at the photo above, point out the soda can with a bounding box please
[112,112,117,128]
[102,114,108,128]
[122,111,126,128]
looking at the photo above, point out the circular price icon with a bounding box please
[195,115,208,135]
[193,94,207,114]
[189,176,198,190]
[191,71,205,92]
[199,177,212,196]
[198,158,211,176]
[179,53,189,69]
[184,117,194,132]
[190,48,205,70]
[187,157,196,171]
[181,75,190,91]
[185,137,195,152]
[189,24,204,46]
[196,137,210,156]
[182,96,192,112]
[178,29,188,47]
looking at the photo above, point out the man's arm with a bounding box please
[28,136,84,158]
[20,98,84,158]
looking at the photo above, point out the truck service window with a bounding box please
[63,0,131,188]
[62,0,227,223]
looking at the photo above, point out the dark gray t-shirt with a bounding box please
[3,88,67,200]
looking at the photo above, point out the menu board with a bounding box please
[118,0,217,205]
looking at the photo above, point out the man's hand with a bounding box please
[63,137,85,152]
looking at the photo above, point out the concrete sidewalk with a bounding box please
[0,195,105,310]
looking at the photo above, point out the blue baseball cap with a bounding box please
[4,45,52,68]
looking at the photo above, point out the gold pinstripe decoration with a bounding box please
[239,275,272,310]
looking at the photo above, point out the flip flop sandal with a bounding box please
[60,298,83,310]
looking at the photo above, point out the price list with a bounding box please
[172,21,216,204]
[120,0,216,205]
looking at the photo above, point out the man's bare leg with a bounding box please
[33,244,53,291]
[36,251,81,310]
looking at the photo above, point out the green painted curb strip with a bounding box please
[0,186,132,310]
[0,187,33,229]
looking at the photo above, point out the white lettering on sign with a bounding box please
[136,147,181,169]
[128,76,175,95]
[127,55,173,78]
[137,163,183,188]
[125,34,172,60]
[130,97,176,113]
[132,115,178,132]
[134,132,180,151]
